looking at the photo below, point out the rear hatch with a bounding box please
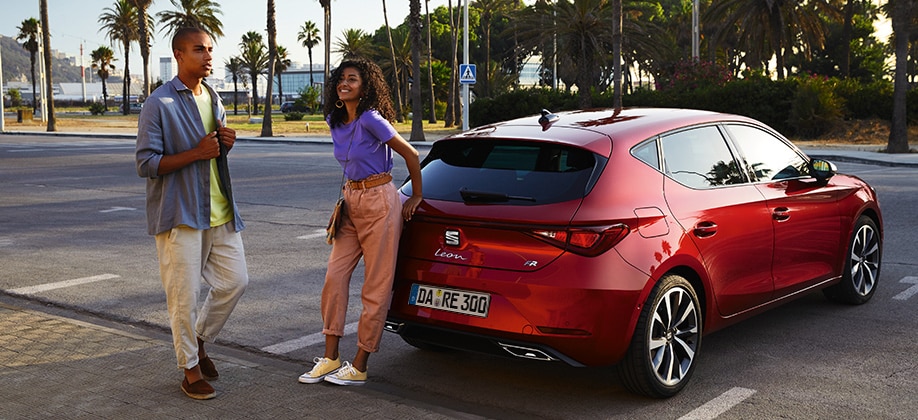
[399,135,613,272]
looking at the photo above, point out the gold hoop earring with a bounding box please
[335,100,344,109]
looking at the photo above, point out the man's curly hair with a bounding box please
[323,58,397,128]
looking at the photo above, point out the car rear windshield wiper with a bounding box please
[459,188,536,203]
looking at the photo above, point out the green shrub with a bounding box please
[88,102,106,115]
[834,79,892,120]
[469,88,577,127]
[284,111,304,121]
[787,75,844,139]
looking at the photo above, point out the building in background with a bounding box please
[159,56,175,83]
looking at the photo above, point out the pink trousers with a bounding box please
[321,182,402,353]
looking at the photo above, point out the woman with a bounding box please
[298,58,423,386]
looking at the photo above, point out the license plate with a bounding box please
[409,284,490,318]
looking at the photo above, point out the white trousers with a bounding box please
[155,223,248,370]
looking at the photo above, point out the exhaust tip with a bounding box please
[498,342,556,361]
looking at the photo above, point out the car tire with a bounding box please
[620,274,701,398]
[823,215,881,305]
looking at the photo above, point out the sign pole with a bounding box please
[462,0,469,131]
[1,39,5,132]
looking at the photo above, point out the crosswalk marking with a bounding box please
[261,322,359,354]
[678,387,756,420]
[893,276,918,301]
[8,274,121,295]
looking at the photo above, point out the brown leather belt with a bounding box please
[345,173,392,190]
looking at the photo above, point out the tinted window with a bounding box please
[725,124,808,182]
[402,140,603,205]
[632,140,660,170]
[661,126,745,189]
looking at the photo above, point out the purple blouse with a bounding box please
[329,109,398,181]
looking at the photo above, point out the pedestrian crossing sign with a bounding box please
[459,64,476,84]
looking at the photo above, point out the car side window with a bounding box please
[661,126,745,189]
[725,124,808,182]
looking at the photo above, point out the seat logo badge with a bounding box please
[445,229,460,247]
[524,260,538,267]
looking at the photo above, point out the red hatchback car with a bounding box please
[385,107,882,397]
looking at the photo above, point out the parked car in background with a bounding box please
[280,101,295,113]
[120,102,143,114]
[385,107,883,398]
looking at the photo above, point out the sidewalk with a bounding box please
[0,294,471,419]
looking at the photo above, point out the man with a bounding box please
[136,27,248,400]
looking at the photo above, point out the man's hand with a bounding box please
[216,121,236,151]
[195,131,221,160]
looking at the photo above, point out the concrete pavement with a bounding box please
[0,294,469,419]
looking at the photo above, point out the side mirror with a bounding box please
[809,158,837,183]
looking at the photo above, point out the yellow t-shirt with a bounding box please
[193,89,232,227]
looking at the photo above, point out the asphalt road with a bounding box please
[1,134,916,419]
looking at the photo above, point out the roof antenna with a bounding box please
[538,109,559,131]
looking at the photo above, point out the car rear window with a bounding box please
[401,139,605,205]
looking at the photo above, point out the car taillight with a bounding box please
[531,224,630,257]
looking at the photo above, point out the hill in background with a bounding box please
[1,34,91,85]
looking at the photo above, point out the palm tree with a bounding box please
[262,0,278,137]
[611,0,622,108]
[472,0,517,98]
[128,0,155,99]
[240,31,269,114]
[91,46,117,111]
[99,0,139,115]
[273,45,292,104]
[382,0,404,122]
[15,18,40,113]
[515,0,616,108]
[297,20,321,86]
[409,0,425,141]
[334,29,374,60]
[224,56,245,114]
[319,0,332,82]
[157,0,224,40]
[885,0,916,153]
[40,0,56,131]
[705,0,839,79]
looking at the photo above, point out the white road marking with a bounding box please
[100,207,137,213]
[892,276,918,301]
[8,274,121,295]
[261,322,359,354]
[297,229,328,240]
[678,387,756,420]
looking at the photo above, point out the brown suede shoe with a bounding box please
[199,356,219,381]
[181,378,216,400]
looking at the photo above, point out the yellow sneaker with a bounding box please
[298,357,341,384]
[323,361,367,386]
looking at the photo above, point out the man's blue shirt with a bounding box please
[135,77,244,235]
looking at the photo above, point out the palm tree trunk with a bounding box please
[29,53,37,113]
[426,0,437,123]
[409,0,425,141]
[123,39,131,116]
[233,76,239,115]
[444,0,458,127]
[612,0,622,109]
[887,0,911,153]
[261,0,277,137]
[383,0,405,123]
[40,0,55,131]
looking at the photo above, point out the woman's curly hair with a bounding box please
[323,58,397,128]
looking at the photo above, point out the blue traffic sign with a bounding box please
[459,64,476,84]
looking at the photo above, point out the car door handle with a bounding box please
[772,207,790,221]
[693,222,717,238]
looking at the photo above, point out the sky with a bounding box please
[0,0,457,81]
